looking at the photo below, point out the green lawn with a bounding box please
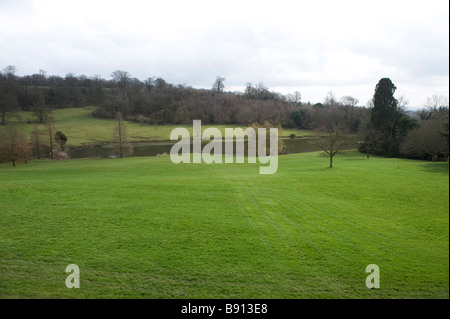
[12,107,318,146]
[0,151,448,298]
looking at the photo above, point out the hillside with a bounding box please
[12,107,319,147]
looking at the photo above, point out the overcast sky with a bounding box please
[1,0,448,108]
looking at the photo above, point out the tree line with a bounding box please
[0,65,448,166]
[0,65,369,131]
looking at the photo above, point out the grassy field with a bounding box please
[11,107,318,146]
[0,151,448,298]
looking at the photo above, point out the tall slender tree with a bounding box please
[113,112,133,158]
[111,70,131,107]
[367,78,402,156]
[30,87,50,123]
[31,125,44,159]
[370,78,398,131]
[45,117,56,159]
[0,65,19,124]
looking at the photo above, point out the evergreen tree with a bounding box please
[368,78,401,156]
[371,78,398,135]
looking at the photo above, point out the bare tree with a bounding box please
[360,122,383,159]
[401,113,449,161]
[111,70,131,105]
[324,91,338,107]
[315,109,348,168]
[145,76,155,91]
[255,82,268,98]
[317,127,348,168]
[30,87,50,123]
[288,91,302,105]
[113,112,133,158]
[244,82,254,97]
[3,65,17,79]
[340,96,359,120]
[38,69,47,78]
[154,77,167,89]
[30,125,44,159]
[45,117,56,159]
[397,95,409,111]
[426,95,449,110]
[0,123,32,166]
[212,76,225,93]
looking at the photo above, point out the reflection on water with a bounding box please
[68,138,358,159]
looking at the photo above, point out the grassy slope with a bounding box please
[13,107,318,146]
[0,151,448,298]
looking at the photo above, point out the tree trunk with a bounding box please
[35,134,41,159]
[329,155,333,168]
[49,139,54,159]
